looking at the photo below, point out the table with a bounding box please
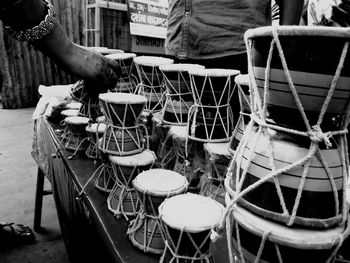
[31,116,230,263]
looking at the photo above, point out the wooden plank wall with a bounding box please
[0,0,86,109]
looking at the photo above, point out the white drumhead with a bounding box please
[230,202,348,249]
[65,102,82,110]
[105,53,136,60]
[133,168,188,195]
[61,109,79,117]
[235,74,250,86]
[99,92,147,104]
[204,142,231,157]
[168,126,187,140]
[85,123,107,133]
[159,193,224,233]
[109,149,156,166]
[64,116,90,125]
[134,56,174,67]
[188,68,240,77]
[159,63,205,72]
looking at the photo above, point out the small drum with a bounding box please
[99,93,146,127]
[128,168,188,254]
[85,123,107,159]
[107,150,156,219]
[159,193,224,263]
[201,142,232,205]
[188,68,240,142]
[245,26,350,131]
[159,64,205,125]
[105,53,137,93]
[60,116,90,152]
[230,127,346,228]
[227,200,350,263]
[134,56,174,113]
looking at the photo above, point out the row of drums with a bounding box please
[57,25,350,262]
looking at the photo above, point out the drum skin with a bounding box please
[249,27,350,131]
[236,129,344,228]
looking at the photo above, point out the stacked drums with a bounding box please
[224,26,350,262]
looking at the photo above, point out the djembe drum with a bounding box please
[159,64,205,125]
[224,26,350,229]
[201,142,232,205]
[105,53,137,93]
[107,149,156,219]
[188,68,240,142]
[159,193,224,263]
[134,56,174,114]
[226,195,350,263]
[85,123,107,160]
[128,168,188,254]
[99,93,147,156]
[60,116,90,152]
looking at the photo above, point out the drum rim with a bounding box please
[99,92,147,104]
[245,26,350,40]
[105,52,137,60]
[108,149,156,166]
[188,68,240,77]
[134,56,174,67]
[159,193,225,233]
[85,123,107,133]
[64,116,90,124]
[159,63,205,72]
[133,168,188,195]
[227,195,349,249]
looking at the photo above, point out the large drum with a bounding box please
[107,150,156,219]
[159,64,205,125]
[159,193,224,263]
[229,127,346,228]
[188,68,240,142]
[227,198,350,263]
[246,26,350,131]
[60,116,89,152]
[99,93,146,127]
[128,168,188,254]
[105,53,137,93]
[134,56,174,113]
[85,123,107,160]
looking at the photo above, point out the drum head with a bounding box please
[235,74,249,86]
[133,168,188,195]
[64,116,90,125]
[204,142,231,157]
[65,102,82,110]
[168,126,188,140]
[134,56,174,67]
[188,68,240,77]
[61,109,80,117]
[99,93,147,105]
[105,53,136,60]
[159,63,205,72]
[85,123,107,133]
[159,193,224,233]
[109,149,156,167]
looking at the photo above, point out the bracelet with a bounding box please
[4,0,56,42]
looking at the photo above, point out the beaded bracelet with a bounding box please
[4,0,56,42]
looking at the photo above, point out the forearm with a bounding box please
[276,0,305,25]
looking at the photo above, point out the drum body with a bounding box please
[107,150,156,218]
[159,193,224,263]
[60,116,89,151]
[234,128,345,228]
[228,201,349,263]
[128,169,188,254]
[85,123,107,159]
[188,69,240,142]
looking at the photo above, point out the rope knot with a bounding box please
[308,125,332,148]
[210,227,223,242]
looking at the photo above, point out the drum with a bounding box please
[128,168,188,254]
[188,68,240,142]
[60,109,80,118]
[159,64,205,125]
[85,123,107,160]
[105,53,137,93]
[245,26,350,131]
[134,56,174,113]
[201,142,232,205]
[65,102,82,110]
[227,199,350,263]
[159,193,224,263]
[107,150,156,219]
[60,116,89,152]
[99,93,146,127]
[229,127,346,228]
